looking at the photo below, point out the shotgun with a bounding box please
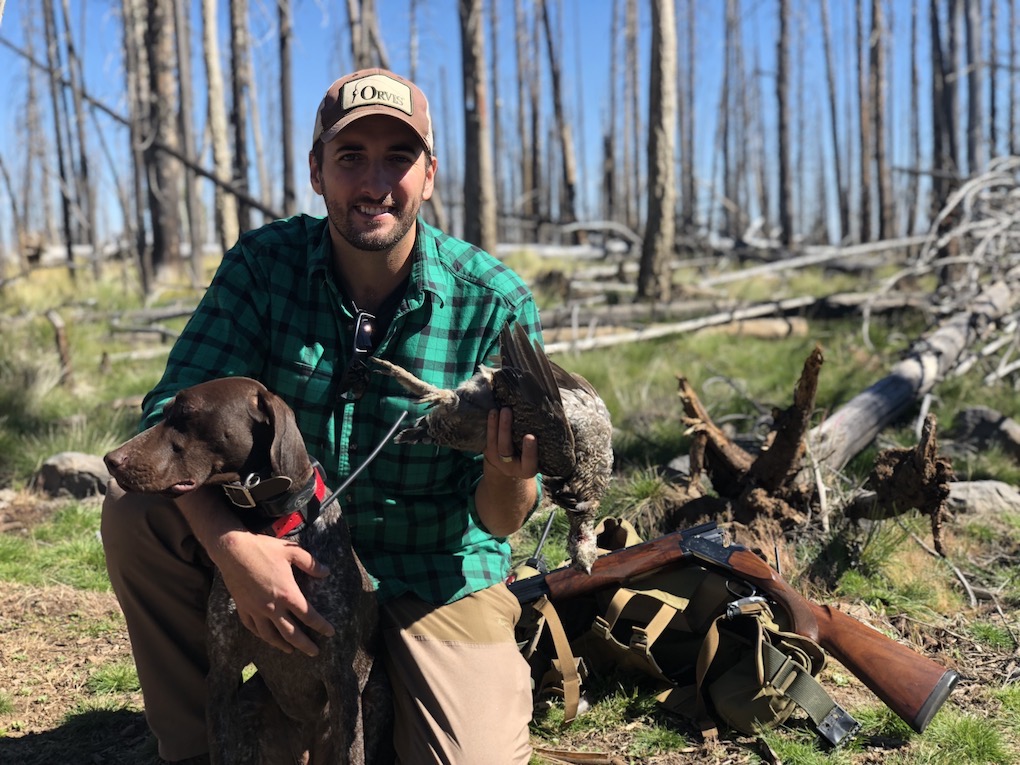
[508,521,959,734]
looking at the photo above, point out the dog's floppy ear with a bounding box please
[256,389,309,479]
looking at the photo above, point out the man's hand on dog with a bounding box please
[177,487,335,656]
[216,531,335,656]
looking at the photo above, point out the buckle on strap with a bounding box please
[816,704,862,748]
[223,474,293,509]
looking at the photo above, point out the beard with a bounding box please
[322,187,423,253]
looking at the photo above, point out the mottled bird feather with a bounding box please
[372,323,613,572]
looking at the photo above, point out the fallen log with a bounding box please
[544,296,817,355]
[805,281,1014,473]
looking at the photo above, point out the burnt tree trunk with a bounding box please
[279,0,296,217]
[201,0,237,252]
[776,0,793,247]
[539,0,581,238]
[636,0,677,302]
[144,0,183,275]
[514,0,535,234]
[871,0,893,240]
[459,0,498,255]
[229,0,252,233]
[680,0,696,231]
[41,0,75,280]
[856,0,872,243]
[59,0,97,275]
[964,0,984,173]
[820,0,848,243]
[175,0,203,286]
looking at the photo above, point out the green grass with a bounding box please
[4,261,1020,763]
[0,502,110,591]
[892,710,1015,764]
[86,662,141,695]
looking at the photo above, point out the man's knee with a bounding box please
[102,480,164,556]
[101,480,204,576]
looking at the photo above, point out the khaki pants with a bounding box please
[382,585,533,765]
[101,481,533,764]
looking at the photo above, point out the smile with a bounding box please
[357,204,393,216]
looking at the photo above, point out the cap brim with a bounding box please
[318,108,431,153]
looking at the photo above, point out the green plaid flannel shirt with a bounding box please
[140,214,543,604]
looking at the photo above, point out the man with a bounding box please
[103,68,539,764]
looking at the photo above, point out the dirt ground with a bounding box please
[0,494,1013,765]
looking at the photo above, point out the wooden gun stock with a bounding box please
[686,538,959,733]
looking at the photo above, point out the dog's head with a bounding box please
[104,377,310,497]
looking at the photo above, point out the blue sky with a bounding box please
[0,1,996,246]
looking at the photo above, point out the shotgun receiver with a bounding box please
[508,521,959,734]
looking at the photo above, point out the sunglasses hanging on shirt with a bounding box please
[338,310,376,401]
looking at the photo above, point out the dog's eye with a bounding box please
[171,442,185,455]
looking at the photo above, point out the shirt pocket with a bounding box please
[265,359,336,440]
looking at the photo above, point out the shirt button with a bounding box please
[345,494,354,503]
[349,443,358,452]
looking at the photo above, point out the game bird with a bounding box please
[372,323,613,573]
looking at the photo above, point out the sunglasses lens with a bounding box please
[355,314,375,352]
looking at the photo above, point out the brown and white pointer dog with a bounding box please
[104,376,391,765]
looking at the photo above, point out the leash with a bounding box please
[320,410,408,510]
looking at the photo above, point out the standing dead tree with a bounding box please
[819,0,848,243]
[856,0,872,243]
[202,0,238,253]
[229,0,253,234]
[279,0,296,217]
[679,0,696,232]
[58,0,97,277]
[41,0,75,281]
[459,0,497,255]
[636,0,677,302]
[623,0,640,234]
[346,0,389,70]
[174,0,203,285]
[144,0,183,275]
[539,0,582,240]
[513,0,536,238]
[870,0,893,240]
[776,0,793,247]
[964,0,984,174]
[121,0,152,290]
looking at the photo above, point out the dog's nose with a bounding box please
[104,450,124,474]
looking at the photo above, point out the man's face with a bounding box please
[310,115,436,256]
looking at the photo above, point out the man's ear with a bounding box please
[309,150,323,195]
[422,153,437,201]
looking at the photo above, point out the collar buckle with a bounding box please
[223,473,293,509]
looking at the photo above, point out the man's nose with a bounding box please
[359,159,392,197]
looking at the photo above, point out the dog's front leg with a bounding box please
[207,583,260,765]
[318,651,367,765]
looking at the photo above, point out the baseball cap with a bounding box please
[311,68,434,154]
